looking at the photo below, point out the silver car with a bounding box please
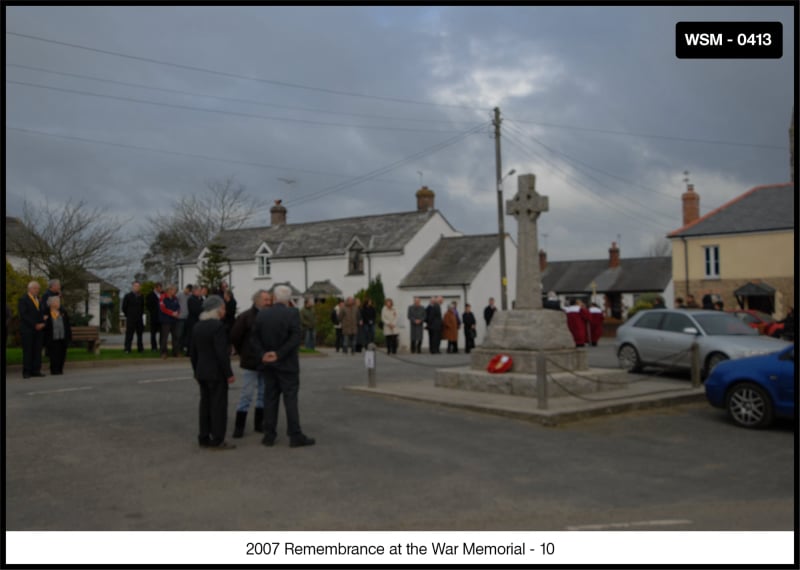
[615,309,790,377]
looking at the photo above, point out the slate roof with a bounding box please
[668,183,794,238]
[733,281,776,297]
[5,216,47,255]
[181,209,442,264]
[399,234,499,288]
[305,279,342,297]
[541,256,672,294]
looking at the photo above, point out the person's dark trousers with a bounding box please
[21,328,44,377]
[176,319,188,354]
[124,319,144,352]
[429,330,441,353]
[447,341,458,353]
[160,322,178,356]
[198,378,229,445]
[465,333,475,353]
[262,369,302,442]
[149,313,160,351]
[386,335,398,354]
[334,328,343,352]
[48,339,68,374]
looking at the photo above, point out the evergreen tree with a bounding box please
[196,242,230,293]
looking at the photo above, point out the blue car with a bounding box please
[705,345,795,428]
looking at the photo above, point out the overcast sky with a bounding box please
[5,5,796,285]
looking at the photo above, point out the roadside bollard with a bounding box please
[365,342,377,388]
[690,342,701,388]
[536,353,548,410]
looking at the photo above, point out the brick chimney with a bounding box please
[609,241,620,268]
[539,249,547,272]
[270,200,287,226]
[416,186,435,211]
[682,183,700,226]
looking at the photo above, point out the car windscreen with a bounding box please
[694,313,759,336]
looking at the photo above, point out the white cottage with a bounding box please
[178,188,518,350]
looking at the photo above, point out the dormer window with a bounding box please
[348,241,364,275]
[256,243,272,277]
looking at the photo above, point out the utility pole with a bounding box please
[494,106,509,311]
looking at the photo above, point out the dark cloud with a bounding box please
[5,5,795,278]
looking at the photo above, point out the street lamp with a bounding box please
[496,168,516,311]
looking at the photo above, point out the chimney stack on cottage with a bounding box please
[270,200,287,226]
[681,183,700,227]
[416,186,435,212]
[609,241,620,268]
[539,249,547,272]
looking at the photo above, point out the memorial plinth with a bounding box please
[434,174,588,398]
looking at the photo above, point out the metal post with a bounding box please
[494,106,509,311]
[690,342,701,388]
[536,353,548,409]
[365,342,377,388]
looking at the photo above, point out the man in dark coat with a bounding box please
[424,296,443,354]
[190,295,236,450]
[18,281,46,378]
[146,282,163,351]
[462,303,477,354]
[186,286,204,353]
[122,280,145,353]
[483,297,497,327]
[250,284,314,448]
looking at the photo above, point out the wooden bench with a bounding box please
[71,326,102,353]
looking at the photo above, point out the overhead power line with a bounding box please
[505,117,785,151]
[6,79,470,134]
[283,122,489,209]
[6,63,478,127]
[7,31,487,112]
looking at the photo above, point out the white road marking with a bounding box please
[137,376,193,384]
[565,519,693,531]
[26,386,94,396]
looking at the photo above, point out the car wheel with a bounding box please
[725,382,774,428]
[704,352,729,377]
[618,344,642,373]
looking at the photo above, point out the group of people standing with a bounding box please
[16,279,72,378]
[330,297,383,354]
[407,296,478,354]
[122,280,236,359]
[190,284,314,451]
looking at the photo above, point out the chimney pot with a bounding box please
[539,249,547,272]
[609,241,620,268]
[681,183,700,226]
[270,200,287,226]
[415,186,435,211]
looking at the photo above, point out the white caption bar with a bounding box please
[5,531,795,565]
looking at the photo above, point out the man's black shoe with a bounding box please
[289,435,315,448]
[261,437,276,447]
[208,441,236,451]
[31,373,46,377]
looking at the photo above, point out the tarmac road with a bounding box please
[4,342,793,534]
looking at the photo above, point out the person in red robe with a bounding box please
[588,303,604,346]
[564,300,590,347]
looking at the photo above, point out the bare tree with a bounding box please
[14,199,131,312]
[646,237,672,257]
[141,176,258,282]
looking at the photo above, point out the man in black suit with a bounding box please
[122,280,145,353]
[18,281,46,378]
[250,284,314,448]
[424,296,443,354]
[146,282,162,351]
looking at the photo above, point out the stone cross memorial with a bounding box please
[435,172,587,398]
[507,174,548,310]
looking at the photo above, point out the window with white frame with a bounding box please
[256,243,272,277]
[704,245,720,278]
